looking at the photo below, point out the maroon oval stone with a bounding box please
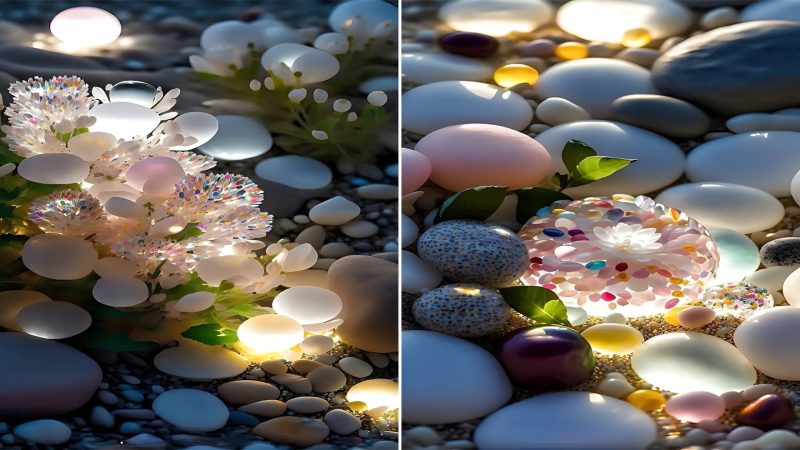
[735,394,795,430]
[438,32,499,58]
[495,325,595,390]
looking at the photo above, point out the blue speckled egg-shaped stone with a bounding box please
[417,220,529,287]
[413,284,510,337]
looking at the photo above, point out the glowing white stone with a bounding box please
[18,153,89,184]
[195,255,264,287]
[124,157,185,192]
[92,276,149,307]
[261,43,340,86]
[171,112,219,151]
[94,257,138,278]
[237,314,305,353]
[272,286,342,325]
[90,102,161,139]
[149,216,188,238]
[67,132,117,161]
[109,81,157,106]
[175,291,216,313]
[0,290,51,331]
[22,234,98,280]
[314,32,349,55]
[439,0,553,37]
[556,0,692,43]
[50,7,121,47]
[199,115,272,161]
[300,334,335,355]
[104,196,146,218]
[346,379,399,410]
[200,20,258,51]
[17,301,92,339]
[329,0,399,34]
[274,243,318,272]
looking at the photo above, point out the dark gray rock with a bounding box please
[652,21,800,116]
[611,94,711,139]
[678,0,754,8]
[760,237,800,266]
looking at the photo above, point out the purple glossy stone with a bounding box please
[736,394,795,430]
[438,32,499,58]
[496,325,595,390]
[519,39,556,58]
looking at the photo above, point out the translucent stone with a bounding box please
[622,28,652,48]
[581,323,644,354]
[22,234,98,280]
[67,132,117,161]
[708,228,759,284]
[0,290,51,331]
[87,181,140,203]
[303,319,343,333]
[18,153,89,184]
[200,20,257,51]
[665,391,725,422]
[94,257,138,277]
[255,155,332,189]
[439,0,552,37]
[346,379,399,410]
[493,64,539,88]
[300,334,335,355]
[199,115,272,161]
[17,301,91,339]
[329,0,398,34]
[154,343,248,380]
[272,286,342,325]
[261,43,340,86]
[109,81,157,106]
[556,0,692,43]
[124,156,185,191]
[555,42,588,60]
[90,102,161,139]
[175,291,215,313]
[195,255,263,287]
[171,112,219,150]
[104,196,146,218]
[746,266,796,295]
[567,306,588,325]
[92,276,149,307]
[734,307,800,380]
[274,243,318,272]
[50,6,121,47]
[632,332,756,394]
[626,390,665,412]
[237,314,305,354]
[149,216,188,238]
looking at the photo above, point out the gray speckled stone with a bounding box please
[413,284,510,337]
[611,94,711,139]
[417,220,528,288]
[760,237,800,266]
[652,21,800,115]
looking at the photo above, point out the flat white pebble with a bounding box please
[338,357,374,378]
[309,196,361,226]
[341,220,379,238]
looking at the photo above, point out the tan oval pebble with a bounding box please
[338,357,374,378]
[743,384,778,401]
[253,416,330,447]
[286,396,330,413]
[678,306,716,329]
[288,378,313,394]
[292,359,327,374]
[271,373,304,385]
[721,391,744,409]
[217,380,279,404]
[260,360,288,375]
[366,352,390,368]
[239,399,287,417]
[308,366,347,393]
[314,354,337,365]
[324,409,362,435]
[300,335,335,355]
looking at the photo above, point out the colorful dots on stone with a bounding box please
[412,284,510,338]
[622,28,652,48]
[493,64,540,88]
[555,42,588,60]
[626,390,666,413]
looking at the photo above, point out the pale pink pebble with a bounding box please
[558,262,584,272]
[534,240,557,251]
[574,277,605,291]
[697,420,730,433]
[665,391,725,422]
[554,246,577,258]
[401,148,431,195]
[678,306,716,329]
[720,391,744,409]
[727,426,763,442]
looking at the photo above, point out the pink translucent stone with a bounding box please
[666,391,725,423]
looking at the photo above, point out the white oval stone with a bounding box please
[22,234,98,280]
[789,169,800,207]
[710,229,760,284]
[403,330,511,424]
[309,196,361,226]
[402,53,493,85]
[172,112,219,150]
[329,0,398,33]
[237,314,305,353]
[175,291,215,313]
[324,409,361,435]
[726,113,800,134]
[0,290,51,331]
[17,301,91,339]
[261,43,340,85]
[536,60,657,118]
[67,131,117,161]
[557,0,692,43]
[104,196,147,218]
[275,243,318,272]
[402,81,533,135]
[535,121,684,197]
[94,257,138,277]
[13,419,72,445]
[92,276,149,307]
[746,266,797,294]
[687,132,800,197]
[272,286,342,325]
[255,155,332,189]
[195,255,263,287]
[125,156,185,192]
[783,268,800,306]
[200,20,256,51]
[152,389,229,432]
[90,102,161,139]
[338,356,374,378]
[402,250,443,294]
[474,392,657,449]
[631,332,756,394]
[439,0,553,37]
[341,220,378,238]
[18,153,89,184]
[154,344,248,380]
[199,115,272,161]
[347,378,399,410]
[734,307,800,380]
[655,182,783,234]
[535,97,591,126]
[300,334,334,355]
[402,215,418,248]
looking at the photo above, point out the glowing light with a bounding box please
[50,7,121,48]
[555,42,588,60]
[493,64,539,88]
[237,314,305,354]
[346,379,399,411]
[622,28,652,48]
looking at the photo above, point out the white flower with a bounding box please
[333,99,352,113]
[288,88,308,103]
[314,32,349,55]
[367,90,388,106]
[591,223,663,260]
[261,43,340,87]
[313,89,329,104]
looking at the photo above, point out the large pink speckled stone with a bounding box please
[402,148,432,195]
[414,123,552,192]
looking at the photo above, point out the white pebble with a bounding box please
[338,357,374,378]
[309,196,361,226]
[341,220,378,238]
[356,184,397,200]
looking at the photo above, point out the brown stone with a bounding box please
[253,416,329,447]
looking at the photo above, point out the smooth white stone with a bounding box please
[90,102,160,139]
[93,276,149,307]
[125,156,184,191]
[309,196,361,226]
[535,97,591,126]
[17,301,91,339]
[687,132,800,197]
[782,267,800,307]
[402,251,443,294]
[655,182,783,234]
[439,0,553,37]
[631,332,756,394]
[17,153,89,184]
[200,20,258,51]
[535,121,684,197]
[557,0,692,43]
[104,196,147,218]
[403,330,512,424]
[67,131,116,161]
[154,344,248,380]
[195,255,263,287]
[741,0,800,22]
[272,286,342,325]
[402,53,493,85]
[171,112,219,150]
[0,290,51,331]
[790,169,800,207]
[726,113,800,133]
[324,409,361,435]
[329,0,398,34]
[734,307,800,380]
[341,220,378,238]
[535,59,657,118]
[261,43,340,85]
[22,234,98,280]
[746,266,797,294]
[338,356,374,378]
[175,291,216,313]
[94,257,138,278]
[152,389,229,432]
[274,243,318,272]
[347,378,399,410]
[255,155,332,189]
[402,81,533,135]
[299,334,334,355]
[701,7,739,30]
[14,419,72,445]
[710,229,760,284]
[200,115,272,161]
[402,215,418,248]
[238,314,305,353]
[474,392,657,449]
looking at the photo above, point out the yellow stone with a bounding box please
[663,305,690,326]
[622,28,652,48]
[555,42,588,60]
[626,389,666,412]
[581,323,644,355]
[493,64,539,88]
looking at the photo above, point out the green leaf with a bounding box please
[570,156,636,187]
[436,186,508,223]
[71,328,159,352]
[181,323,238,346]
[499,286,571,326]
[0,203,14,219]
[561,140,596,174]
[165,223,203,241]
[515,188,572,224]
[163,272,218,301]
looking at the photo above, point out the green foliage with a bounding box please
[551,139,636,191]
[436,186,508,223]
[499,286,571,327]
[181,323,238,346]
[164,223,203,241]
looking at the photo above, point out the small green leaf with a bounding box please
[163,272,218,301]
[570,156,636,187]
[561,140,596,174]
[181,323,238,346]
[515,188,572,224]
[499,286,571,326]
[436,186,508,223]
[165,223,203,241]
